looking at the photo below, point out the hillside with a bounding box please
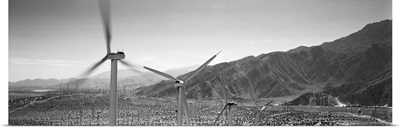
[136,20,392,106]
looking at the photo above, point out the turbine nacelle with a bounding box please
[227,102,237,106]
[107,52,125,60]
[174,80,184,87]
[175,80,184,84]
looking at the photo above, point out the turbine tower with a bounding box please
[143,51,221,126]
[307,95,312,106]
[59,81,63,95]
[75,79,80,94]
[321,92,328,106]
[78,0,141,126]
[67,81,71,95]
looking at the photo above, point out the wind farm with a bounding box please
[8,0,393,126]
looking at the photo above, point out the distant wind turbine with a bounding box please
[59,81,63,95]
[67,81,72,95]
[75,79,80,94]
[143,51,221,126]
[235,65,273,126]
[211,71,236,126]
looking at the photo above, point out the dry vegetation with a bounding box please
[9,93,391,126]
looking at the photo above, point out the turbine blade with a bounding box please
[206,81,219,98]
[261,100,274,111]
[219,72,228,104]
[143,66,178,81]
[213,104,228,125]
[181,87,190,125]
[249,91,260,109]
[119,60,143,73]
[238,67,260,109]
[261,106,267,111]
[79,55,108,78]
[184,51,221,81]
[223,84,227,105]
[98,0,111,53]
[247,74,260,109]
[266,100,274,106]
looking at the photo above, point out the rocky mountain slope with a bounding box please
[137,20,392,106]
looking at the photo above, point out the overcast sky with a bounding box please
[8,0,392,82]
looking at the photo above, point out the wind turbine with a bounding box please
[123,85,128,98]
[143,51,221,126]
[66,81,71,95]
[213,102,237,126]
[120,79,130,98]
[307,95,312,106]
[320,92,328,106]
[308,93,315,106]
[208,71,232,126]
[59,81,63,95]
[232,63,272,126]
[220,64,274,126]
[326,92,334,106]
[75,79,80,94]
[78,0,142,126]
[318,92,323,106]
[308,93,317,112]
[238,73,273,126]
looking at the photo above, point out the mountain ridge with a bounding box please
[9,65,202,91]
[137,19,392,106]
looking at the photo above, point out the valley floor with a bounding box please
[8,94,391,126]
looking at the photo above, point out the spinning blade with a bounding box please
[213,104,228,125]
[98,0,112,54]
[79,55,108,78]
[143,66,178,81]
[184,51,221,81]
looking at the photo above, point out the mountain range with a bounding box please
[136,19,392,106]
[8,65,199,92]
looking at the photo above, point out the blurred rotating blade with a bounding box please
[266,100,274,106]
[98,0,111,53]
[119,60,142,73]
[249,92,260,109]
[143,66,178,81]
[241,69,260,109]
[219,72,228,104]
[213,104,228,125]
[181,86,190,125]
[261,100,274,111]
[184,51,221,82]
[79,55,108,78]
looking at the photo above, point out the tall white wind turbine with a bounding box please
[78,0,141,126]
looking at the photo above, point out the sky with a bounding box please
[8,0,392,82]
